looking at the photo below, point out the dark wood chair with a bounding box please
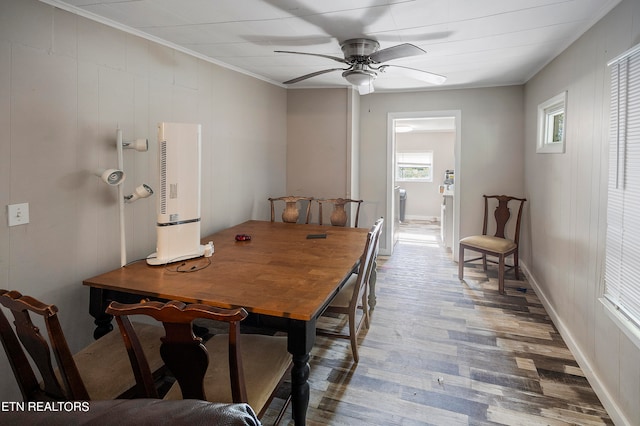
[105,300,292,419]
[316,218,384,362]
[458,195,527,294]
[0,289,165,401]
[317,198,363,227]
[268,196,313,223]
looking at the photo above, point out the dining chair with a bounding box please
[0,289,165,401]
[105,300,292,420]
[268,196,313,224]
[317,198,363,227]
[458,195,526,294]
[316,218,384,362]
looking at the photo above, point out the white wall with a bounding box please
[396,131,455,220]
[359,86,525,253]
[0,0,286,401]
[523,1,640,424]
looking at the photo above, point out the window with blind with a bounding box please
[396,151,433,181]
[604,42,640,342]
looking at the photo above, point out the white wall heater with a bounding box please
[147,122,204,265]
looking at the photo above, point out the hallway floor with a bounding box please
[262,219,612,425]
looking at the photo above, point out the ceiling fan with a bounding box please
[275,38,446,95]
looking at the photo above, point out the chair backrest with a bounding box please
[105,300,249,402]
[268,196,313,223]
[317,198,363,227]
[349,218,384,307]
[482,195,526,244]
[0,289,90,401]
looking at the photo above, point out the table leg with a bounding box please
[88,287,155,339]
[288,319,316,426]
[291,353,310,424]
[89,287,113,339]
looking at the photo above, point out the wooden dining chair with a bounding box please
[316,218,384,362]
[268,196,313,224]
[0,289,165,401]
[317,198,363,227]
[458,195,526,294]
[105,300,292,419]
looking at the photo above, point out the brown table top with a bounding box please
[83,220,369,321]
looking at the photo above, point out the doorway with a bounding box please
[385,110,461,257]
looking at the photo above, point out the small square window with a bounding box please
[537,92,566,153]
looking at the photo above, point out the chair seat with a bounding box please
[70,322,165,400]
[163,334,290,412]
[459,235,516,254]
[330,274,357,308]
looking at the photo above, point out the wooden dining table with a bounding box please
[83,220,370,425]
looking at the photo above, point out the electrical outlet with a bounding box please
[8,203,29,227]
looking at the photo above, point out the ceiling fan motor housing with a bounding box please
[340,38,380,61]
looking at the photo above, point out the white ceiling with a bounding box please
[42,0,620,93]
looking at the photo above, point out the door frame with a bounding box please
[384,110,461,257]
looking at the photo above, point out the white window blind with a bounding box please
[604,43,640,329]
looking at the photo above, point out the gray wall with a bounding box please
[524,1,640,424]
[0,0,287,401]
[287,88,349,199]
[286,88,358,225]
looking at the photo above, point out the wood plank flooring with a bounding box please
[262,220,612,425]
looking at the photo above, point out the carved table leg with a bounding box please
[92,314,114,339]
[88,287,149,339]
[89,287,113,339]
[288,319,315,425]
[291,353,310,425]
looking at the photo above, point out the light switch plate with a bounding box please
[8,203,29,226]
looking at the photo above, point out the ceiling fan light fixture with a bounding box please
[342,69,377,86]
[395,126,413,133]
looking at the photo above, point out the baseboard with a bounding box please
[520,261,630,426]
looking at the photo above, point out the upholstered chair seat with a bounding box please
[458,235,516,254]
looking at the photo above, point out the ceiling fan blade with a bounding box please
[380,65,446,85]
[375,31,454,43]
[275,50,348,64]
[369,43,425,64]
[282,68,344,85]
[357,84,375,95]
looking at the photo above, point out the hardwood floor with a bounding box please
[262,219,612,425]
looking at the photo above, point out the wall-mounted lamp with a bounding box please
[122,138,148,152]
[125,183,153,203]
[95,168,126,186]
